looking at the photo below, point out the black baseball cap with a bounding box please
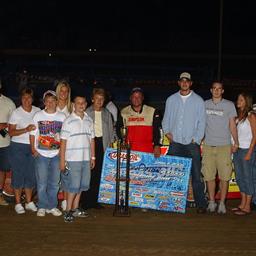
[130,87,144,95]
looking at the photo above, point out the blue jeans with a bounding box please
[168,142,207,208]
[35,154,60,209]
[233,148,255,196]
[252,149,256,204]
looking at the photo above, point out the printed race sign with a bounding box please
[98,148,192,213]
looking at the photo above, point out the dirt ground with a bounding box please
[1,199,256,256]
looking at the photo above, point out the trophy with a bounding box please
[113,123,131,217]
[120,126,127,143]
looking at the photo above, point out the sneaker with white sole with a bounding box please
[25,202,37,212]
[217,202,226,214]
[64,211,74,223]
[207,201,217,213]
[46,208,62,216]
[61,200,67,211]
[72,208,89,218]
[15,203,25,214]
[37,208,46,217]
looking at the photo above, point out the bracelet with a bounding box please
[91,156,96,160]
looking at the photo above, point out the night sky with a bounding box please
[1,1,255,54]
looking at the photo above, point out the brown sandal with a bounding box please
[234,209,251,216]
[231,207,242,212]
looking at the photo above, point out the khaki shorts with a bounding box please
[202,144,233,181]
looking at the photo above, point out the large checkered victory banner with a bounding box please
[98,148,192,213]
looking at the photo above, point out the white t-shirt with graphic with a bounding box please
[30,110,66,158]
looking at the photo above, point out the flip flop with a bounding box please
[231,207,242,212]
[234,209,251,216]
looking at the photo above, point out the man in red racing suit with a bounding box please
[118,87,162,157]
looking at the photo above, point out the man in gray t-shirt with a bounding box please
[202,82,239,214]
[205,98,237,146]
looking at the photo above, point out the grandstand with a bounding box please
[0,50,255,111]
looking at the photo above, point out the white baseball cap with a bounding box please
[43,90,57,100]
[179,72,191,81]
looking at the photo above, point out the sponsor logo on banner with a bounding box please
[134,197,144,202]
[130,201,140,206]
[108,151,141,163]
[132,192,142,197]
[145,194,155,199]
[170,192,184,197]
[99,197,111,202]
[101,184,114,190]
[159,202,169,209]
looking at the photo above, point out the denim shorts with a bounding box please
[66,161,91,193]
[9,142,36,189]
[0,146,11,172]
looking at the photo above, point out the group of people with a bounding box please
[0,71,255,223]
[162,72,256,215]
[0,80,115,222]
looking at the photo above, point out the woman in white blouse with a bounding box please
[232,93,256,215]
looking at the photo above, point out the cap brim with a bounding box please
[130,90,143,95]
[179,77,191,81]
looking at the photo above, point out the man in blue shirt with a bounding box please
[162,72,207,213]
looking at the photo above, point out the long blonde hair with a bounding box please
[55,80,72,113]
[237,92,253,123]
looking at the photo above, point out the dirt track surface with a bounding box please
[1,200,256,256]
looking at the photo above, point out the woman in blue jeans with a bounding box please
[233,93,256,215]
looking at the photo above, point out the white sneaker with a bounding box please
[61,200,67,211]
[207,201,217,213]
[217,202,226,214]
[72,208,89,218]
[15,203,25,214]
[25,202,37,212]
[37,208,46,217]
[46,208,62,216]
